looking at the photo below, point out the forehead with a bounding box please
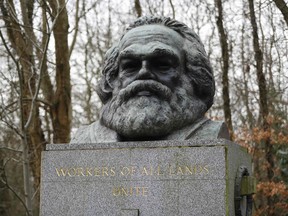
[119,25,184,55]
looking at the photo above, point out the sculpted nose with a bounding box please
[137,61,156,80]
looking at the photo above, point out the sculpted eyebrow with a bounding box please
[120,48,179,62]
[151,48,177,58]
[151,48,179,62]
[119,51,136,60]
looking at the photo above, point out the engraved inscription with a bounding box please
[112,186,148,197]
[55,164,209,177]
[54,164,210,197]
[55,167,116,177]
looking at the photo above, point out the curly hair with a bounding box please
[97,16,215,111]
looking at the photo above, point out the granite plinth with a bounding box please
[40,139,252,216]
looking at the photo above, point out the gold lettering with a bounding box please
[120,166,137,176]
[110,167,116,176]
[102,167,109,176]
[130,187,133,195]
[141,166,149,176]
[68,168,77,176]
[121,187,129,196]
[203,165,209,174]
[112,187,120,196]
[112,186,149,196]
[169,165,176,175]
[135,187,141,196]
[86,168,93,176]
[131,166,137,176]
[177,166,184,175]
[193,165,198,174]
[55,164,210,178]
[184,166,193,175]
[198,165,203,173]
[120,167,130,176]
[142,187,148,196]
[94,167,101,176]
[77,168,85,176]
[55,168,68,176]
[157,166,164,176]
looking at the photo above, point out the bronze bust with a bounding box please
[71,16,229,143]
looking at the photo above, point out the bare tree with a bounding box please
[134,0,142,17]
[0,0,71,214]
[215,0,234,138]
[46,0,71,144]
[273,0,288,26]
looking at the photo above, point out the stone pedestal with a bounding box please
[40,139,252,216]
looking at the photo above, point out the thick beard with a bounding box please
[100,79,206,140]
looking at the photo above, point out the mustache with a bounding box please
[117,80,172,103]
[101,80,173,125]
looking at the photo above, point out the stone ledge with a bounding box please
[46,138,244,151]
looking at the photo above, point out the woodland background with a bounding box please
[0,0,287,215]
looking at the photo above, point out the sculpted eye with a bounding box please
[121,60,141,72]
[152,59,173,71]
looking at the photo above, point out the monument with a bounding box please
[40,16,255,215]
[70,16,229,143]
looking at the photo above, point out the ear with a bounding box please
[184,49,215,111]
[96,77,113,104]
[97,45,120,103]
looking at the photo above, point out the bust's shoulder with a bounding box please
[166,117,230,141]
[70,125,91,144]
[70,120,118,144]
[70,118,230,143]
[189,119,230,140]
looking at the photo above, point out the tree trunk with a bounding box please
[273,0,288,26]
[248,0,275,212]
[215,0,234,138]
[134,0,142,17]
[248,0,272,178]
[47,0,72,144]
[1,1,72,213]
[0,1,46,214]
[248,0,269,122]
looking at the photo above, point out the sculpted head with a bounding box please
[96,16,215,140]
